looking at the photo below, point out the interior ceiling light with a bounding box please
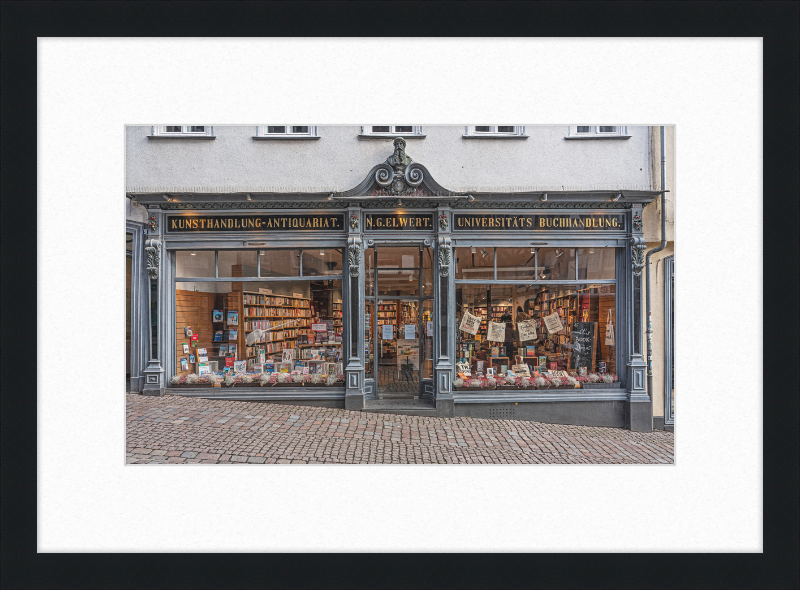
[191,251,196,256]
[611,193,622,202]
[540,193,548,202]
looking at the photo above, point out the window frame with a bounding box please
[358,125,425,139]
[174,248,344,281]
[463,125,527,139]
[149,126,215,139]
[254,126,319,140]
[566,126,631,139]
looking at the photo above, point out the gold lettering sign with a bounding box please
[454,214,625,231]
[166,214,344,232]
[363,214,435,231]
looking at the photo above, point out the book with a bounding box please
[191,333,199,342]
[526,346,535,357]
[491,347,499,358]
[219,344,228,355]
[228,329,238,341]
[198,354,208,363]
[227,310,239,325]
[184,326,192,337]
[539,356,547,367]
[212,309,223,322]
[225,356,234,368]
[189,354,196,363]
[233,360,247,373]
[180,358,188,370]
[198,363,209,375]
[213,331,223,342]
[182,343,189,354]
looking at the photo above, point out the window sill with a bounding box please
[564,135,632,140]
[147,135,216,140]
[358,134,426,140]
[462,134,528,140]
[252,135,321,140]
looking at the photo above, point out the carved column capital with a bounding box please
[144,239,161,280]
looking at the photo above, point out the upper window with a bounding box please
[255,126,319,139]
[566,126,631,139]
[149,126,214,139]
[359,126,424,139]
[463,126,527,139]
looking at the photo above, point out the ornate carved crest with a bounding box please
[349,212,359,230]
[374,137,425,196]
[148,214,158,232]
[438,213,448,230]
[632,211,642,232]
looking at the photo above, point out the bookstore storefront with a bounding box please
[132,144,657,429]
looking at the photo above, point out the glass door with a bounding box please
[365,244,433,399]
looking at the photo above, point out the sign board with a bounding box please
[292,293,303,299]
[517,319,538,341]
[459,311,481,335]
[167,214,345,232]
[364,214,434,231]
[570,322,596,370]
[512,364,531,377]
[487,321,506,342]
[311,323,328,332]
[452,213,625,231]
[396,339,419,369]
[404,324,416,340]
[258,288,272,295]
[382,324,394,340]
[543,312,564,333]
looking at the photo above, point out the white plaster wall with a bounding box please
[641,244,674,418]
[125,125,653,195]
[644,126,675,242]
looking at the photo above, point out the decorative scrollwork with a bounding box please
[438,244,451,277]
[145,241,161,280]
[632,246,646,277]
[348,244,361,277]
[375,164,393,187]
[405,163,423,187]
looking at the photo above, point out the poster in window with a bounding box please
[382,324,394,340]
[404,324,416,340]
[486,321,506,342]
[458,311,481,335]
[517,319,538,341]
[543,312,564,334]
[281,349,295,364]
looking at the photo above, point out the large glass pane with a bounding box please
[377,269,419,296]
[365,300,374,376]
[176,250,215,278]
[365,246,374,295]
[577,247,616,280]
[259,248,300,277]
[302,248,343,276]
[126,233,132,379]
[455,247,494,280]
[454,283,617,388]
[538,248,575,281]
[173,279,343,384]
[422,298,434,380]
[376,298,420,398]
[496,247,536,280]
[376,246,420,268]
[218,250,258,278]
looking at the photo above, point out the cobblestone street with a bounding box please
[126,394,674,464]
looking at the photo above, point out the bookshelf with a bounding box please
[241,291,311,360]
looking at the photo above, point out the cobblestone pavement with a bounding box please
[126,394,674,464]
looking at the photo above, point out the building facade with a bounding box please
[125,125,673,431]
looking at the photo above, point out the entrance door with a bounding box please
[365,244,434,400]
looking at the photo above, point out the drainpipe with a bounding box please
[645,127,668,400]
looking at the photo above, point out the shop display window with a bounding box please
[577,247,615,280]
[495,247,538,281]
[172,248,345,388]
[176,251,215,277]
[454,282,617,390]
[537,248,575,281]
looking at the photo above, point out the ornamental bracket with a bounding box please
[144,239,161,280]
